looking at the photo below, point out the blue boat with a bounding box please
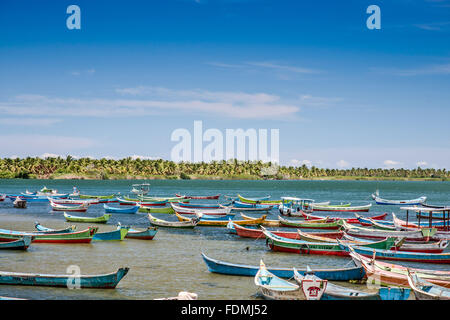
[0,236,32,250]
[93,226,129,241]
[232,201,274,209]
[201,253,365,281]
[0,267,129,288]
[104,204,139,214]
[35,222,76,234]
[198,214,235,221]
[177,202,221,209]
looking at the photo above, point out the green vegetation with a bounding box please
[0,157,447,181]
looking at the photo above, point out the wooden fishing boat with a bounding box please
[407,272,450,300]
[240,213,281,227]
[312,203,372,212]
[171,203,232,216]
[263,228,395,256]
[232,222,344,240]
[0,267,129,288]
[338,220,437,242]
[349,249,450,288]
[64,212,111,224]
[176,193,220,200]
[104,204,139,214]
[371,192,427,205]
[298,230,400,248]
[342,233,448,254]
[35,222,76,234]
[238,194,280,205]
[255,260,320,300]
[392,213,449,231]
[0,236,32,250]
[50,198,99,205]
[302,211,388,224]
[221,203,273,213]
[230,201,274,210]
[117,197,167,207]
[49,200,90,212]
[0,226,98,244]
[133,195,188,203]
[292,268,379,300]
[201,253,365,281]
[93,226,129,241]
[79,194,116,200]
[147,213,198,228]
[278,215,341,230]
[175,212,266,227]
[340,242,450,264]
[177,202,222,209]
[138,206,175,214]
[124,226,158,240]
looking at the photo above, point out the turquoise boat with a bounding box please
[93,226,129,241]
[0,236,32,250]
[104,204,139,214]
[0,268,129,288]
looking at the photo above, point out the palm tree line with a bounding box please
[0,157,447,180]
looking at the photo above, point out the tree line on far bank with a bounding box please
[0,157,447,180]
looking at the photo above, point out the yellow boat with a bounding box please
[174,212,267,227]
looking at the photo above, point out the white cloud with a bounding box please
[245,61,320,74]
[0,88,300,120]
[130,155,161,160]
[299,95,343,107]
[416,161,428,167]
[336,160,350,168]
[383,160,403,168]
[290,159,313,167]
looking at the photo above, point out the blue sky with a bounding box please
[0,0,449,169]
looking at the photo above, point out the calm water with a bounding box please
[0,179,449,300]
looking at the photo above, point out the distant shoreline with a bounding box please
[2,174,447,182]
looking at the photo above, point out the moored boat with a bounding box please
[175,212,267,227]
[0,236,32,250]
[278,215,341,230]
[171,203,232,216]
[147,213,198,228]
[0,226,98,244]
[349,249,450,288]
[312,203,372,212]
[0,267,129,288]
[93,225,129,241]
[104,204,139,214]
[176,193,220,200]
[201,253,365,281]
[407,272,450,300]
[35,222,76,234]
[371,191,427,205]
[138,206,175,214]
[49,199,90,212]
[64,212,111,224]
[122,224,158,240]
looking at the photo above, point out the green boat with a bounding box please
[64,213,111,223]
[278,216,341,230]
[79,194,116,199]
[238,194,282,205]
[263,227,397,256]
[124,196,189,203]
[138,206,175,214]
[312,203,351,208]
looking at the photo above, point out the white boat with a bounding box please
[170,203,232,216]
[371,190,426,205]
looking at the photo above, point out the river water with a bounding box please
[0,179,449,300]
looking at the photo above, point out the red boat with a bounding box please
[301,211,388,224]
[176,193,220,200]
[232,223,344,240]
